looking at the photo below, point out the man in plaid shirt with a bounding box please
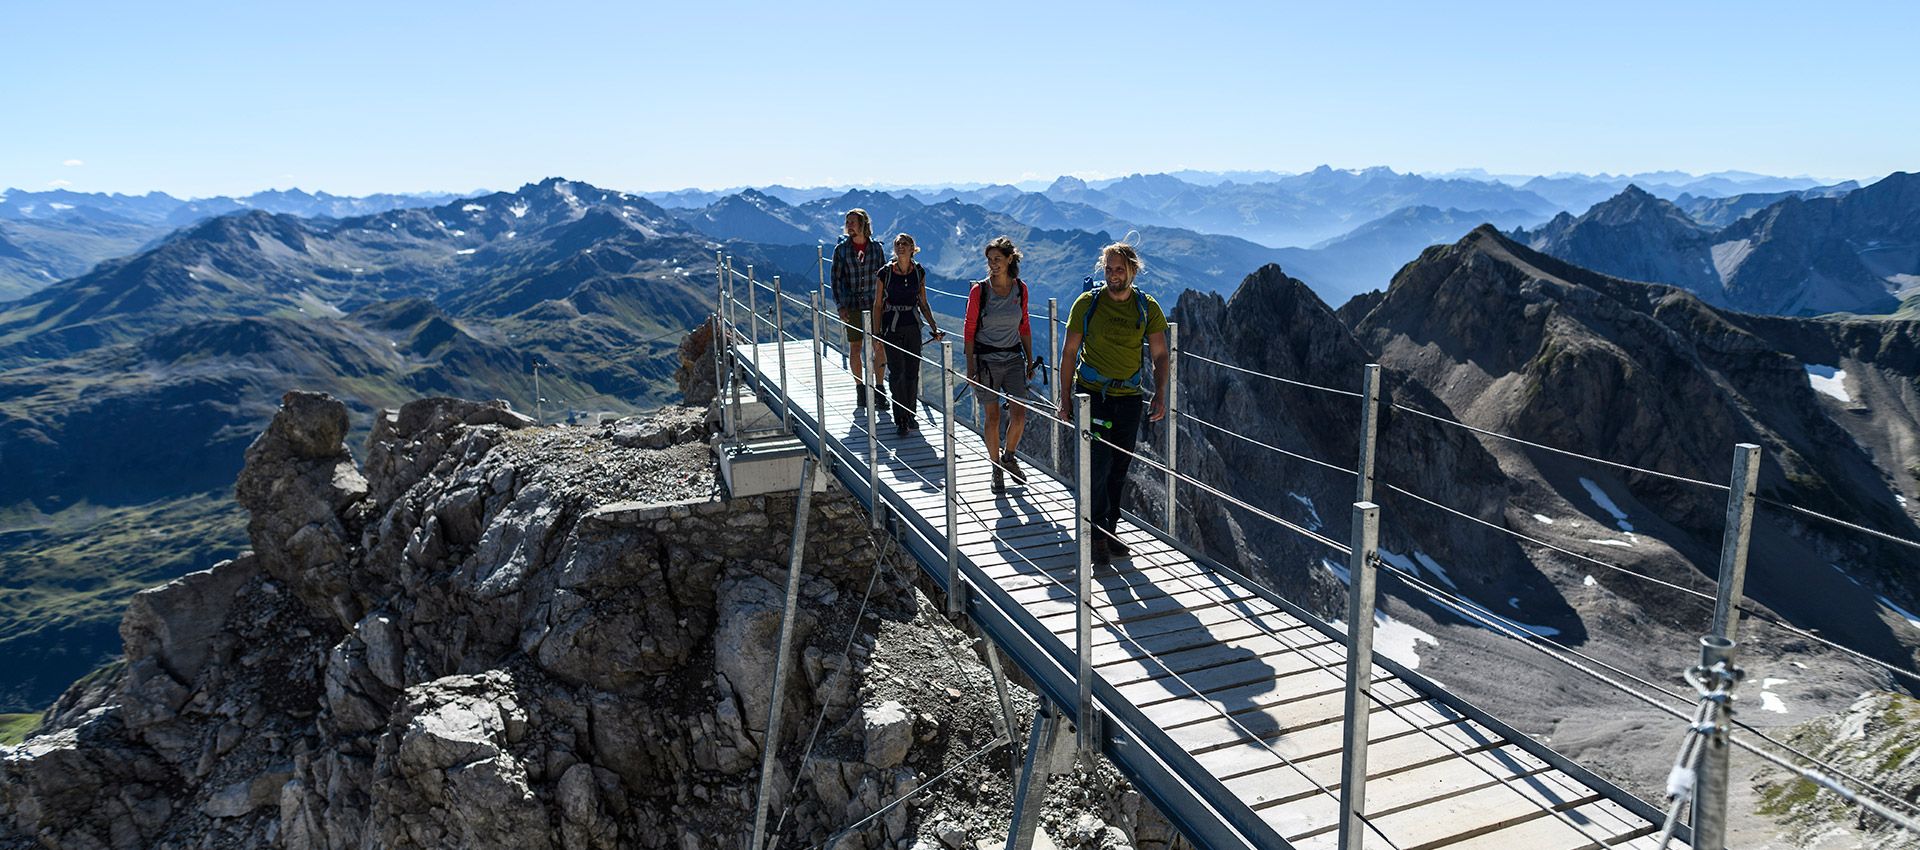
[831,208,887,408]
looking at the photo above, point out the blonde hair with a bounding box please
[845,208,874,241]
[1099,242,1145,277]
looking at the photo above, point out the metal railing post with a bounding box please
[1164,321,1179,535]
[747,457,819,850]
[1074,392,1095,757]
[1047,298,1059,471]
[1356,364,1382,503]
[1338,501,1381,850]
[812,291,828,474]
[747,263,758,352]
[774,276,789,429]
[1693,635,1740,850]
[865,309,880,529]
[942,338,960,616]
[726,257,742,437]
[711,312,729,435]
[1712,443,1761,641]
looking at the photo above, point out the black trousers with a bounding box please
[879,323,922,427]
[1087,393,1146,535]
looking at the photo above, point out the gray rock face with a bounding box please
[4,387,1043,850]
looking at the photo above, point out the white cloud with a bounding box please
[47,179,72,187]
[62,159,84,167]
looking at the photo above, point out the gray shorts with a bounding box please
[972,353,1027,406]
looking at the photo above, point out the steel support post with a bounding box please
[1356,364,1382,504]
[1693,635,1740,850]
[942,338,961,616]
[984,642,1022,774]
[1338,501,1382,850]
[748,458,819,850]
[774,276,789,429]
[1712,443,1761,641]
[712,312,730,437]
[865,309,881,529]
[1074,392,1096,757]
[1046,298,1059,472]
[1164,321,1179,535]
[1006,707,1072,850]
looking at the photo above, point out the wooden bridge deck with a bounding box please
[734,337,1680,850]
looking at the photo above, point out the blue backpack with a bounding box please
[1076,276,1151,395]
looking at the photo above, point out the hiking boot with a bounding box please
[1091,536,1111,566]
[855,385,868,410]
[991,464,1005,494]
[1002,451,1025,485]
[896,421,910,438]
[1107,535,1131,559]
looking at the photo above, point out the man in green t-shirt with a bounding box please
[1056,243,1170,565]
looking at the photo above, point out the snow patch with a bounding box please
[451,229,466,237]
[1804,365,1851,403]
[1532,513,1556,525]
[506,231,517,239]
[48,202,73,211]
[1332,610,1439,670]
[1583,575,1597,587]
[1288,493,1323,531]
[1379,548,1459,590]
[1878,596,1920,630]
[462,203,486,213]
[510,202,529,219]
[1579,478,1634,531]
[456,249,477,255]
[1585,538,1634,548]
[1759,692,1789,714]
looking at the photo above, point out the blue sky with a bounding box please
[4,0,1913,197]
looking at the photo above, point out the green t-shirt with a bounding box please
[1067,288,1168,396]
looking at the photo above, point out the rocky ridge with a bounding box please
[0,382,1179,850]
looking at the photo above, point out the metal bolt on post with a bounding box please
[865,310,880,529]
[1712,444,1762,641]
[942,339,960,616]
[1356,364,1382,503]
[1164,321,1179,535]
[1338,501,1381,850]
[1074,392,1096,757]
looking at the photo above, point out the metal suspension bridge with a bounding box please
[700,251,1920,850]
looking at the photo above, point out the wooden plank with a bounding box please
[1163,679,1428,755]
[1098,622,1325,686]
[1353,763,1606,850]
[1143,660,1393,732]
[1226,719,1507,809]
[1264,745,1551,842]
[1194,699,1469,779]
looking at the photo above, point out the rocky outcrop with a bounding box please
[1753,690,1920,849]
[1,388,1176,850]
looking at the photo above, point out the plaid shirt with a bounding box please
[831,237,887,311]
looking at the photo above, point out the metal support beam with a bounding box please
[865,309,880,529]
[1338,501,1381,850]
[984,641,1022,775]
[942,338,961,616]
[1164,321,1179,535]
[1712,443,1762,642]
[748,457,820,850]
[1006,706,1074,850]
[1692,635,1741,850]
[712,312,731,437]
[747,263,759,351]
[1356,364,1382,504]
[1074,392,1096,758]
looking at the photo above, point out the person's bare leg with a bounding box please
[982,404,1003,463]
[1004,404,1027,457]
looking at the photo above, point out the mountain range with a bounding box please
[1520,173,1920,315]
